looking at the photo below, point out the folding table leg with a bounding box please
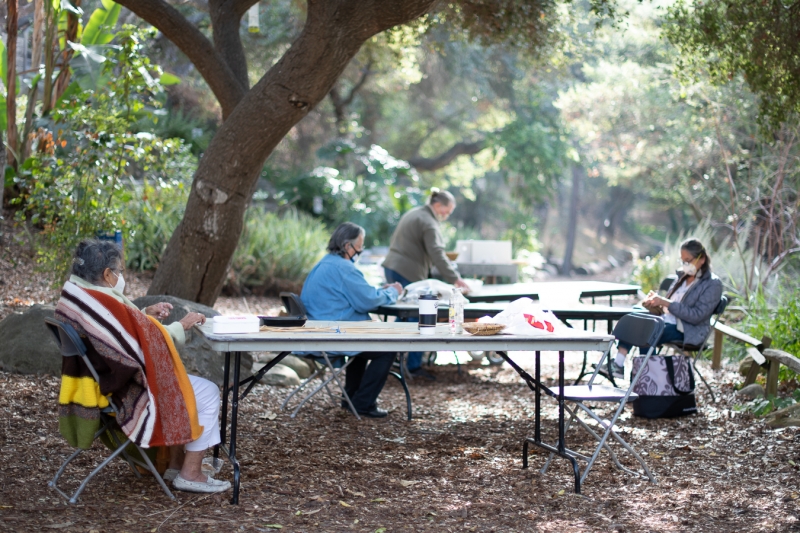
[535,351,541,442]
[559,350,582,492]
[215,351,231,465]
[229,351,242,504]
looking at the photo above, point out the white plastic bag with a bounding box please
[399,279,460,305]
[476,297,566,336]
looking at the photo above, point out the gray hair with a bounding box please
[427,189,455,208]
[327,222,365,257]
[71,239,123,284]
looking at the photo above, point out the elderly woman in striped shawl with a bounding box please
[56,239,229,494]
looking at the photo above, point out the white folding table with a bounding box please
[197,321,614,503]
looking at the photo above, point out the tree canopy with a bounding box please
[664,0,800,128]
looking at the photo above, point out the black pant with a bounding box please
[344,351,396,412]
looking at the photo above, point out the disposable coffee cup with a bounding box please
[418,294,438,335]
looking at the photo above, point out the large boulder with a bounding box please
[258,352,316,379]
[0,304,60,375]
[251,362,301,387]
[133,295,253,386]
[0,297,253,387]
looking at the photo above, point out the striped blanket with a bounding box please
[56,281,201,449]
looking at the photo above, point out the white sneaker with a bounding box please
[162,468,179,482]
[173,474,231,493]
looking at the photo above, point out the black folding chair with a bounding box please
[279,292,307,318]
[277,294,413,420]
[531,313,665,489]
[658,275,678,295]
[660,295,728,403]
[44,317,175,504]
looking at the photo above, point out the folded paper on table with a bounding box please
[476,297,567,335]
[212,315,260,334]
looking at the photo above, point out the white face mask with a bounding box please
[681,261,697,276]
[111,272,126,293]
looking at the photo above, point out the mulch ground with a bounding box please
[2,209,799,531]
[2,362,799,533]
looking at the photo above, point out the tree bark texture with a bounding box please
[561,164,583,275]
[6,0,18,169]
[128,0,437,304]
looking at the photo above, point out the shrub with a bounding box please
[227,208,328,295]
[12,28,195,283]
[743,288,800,360]
[630,252,665,294]
[122,172,193,271]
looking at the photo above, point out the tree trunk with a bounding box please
[561,164,583,275]
[147,0,436,304]
[0,130,6,212]
[6,0,18,169]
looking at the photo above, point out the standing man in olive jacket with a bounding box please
[383,189,471,379]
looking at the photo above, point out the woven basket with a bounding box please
[462,322,506,336]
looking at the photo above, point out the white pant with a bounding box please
[185,375,221,452]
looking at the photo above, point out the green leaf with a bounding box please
[68,43,108,89]
[61,0,84,16]
[159,72,181,86]
[0,93,6,133]
[263,525,283,530]
[82,1,121,45]
[0,38,6,82]
[4,166,16,189]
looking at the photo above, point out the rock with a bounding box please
[0,297,254,387]
[617,249,634,263]
[739,355,762,376]
[735,383,765,400]
[0,304,60,375]
[257,353,315,379]
[251,363,300,387]
[765,403,800,428]
[539,264,559,277]
[132,295,253,386]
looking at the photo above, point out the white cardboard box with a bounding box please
[455,240,512,264]
[212,315,260,334]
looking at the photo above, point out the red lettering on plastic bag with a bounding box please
[523,313,555,332]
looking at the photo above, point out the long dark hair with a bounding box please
[667,238,711,297]
[681,238,710,275]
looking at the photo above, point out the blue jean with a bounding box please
[618,323,684,353]
[383,267,424,371]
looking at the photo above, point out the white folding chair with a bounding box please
[533,313,665,487]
